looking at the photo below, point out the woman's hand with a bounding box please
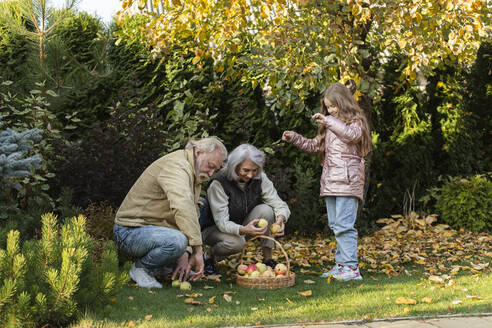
[239,219,268,236]
[312,113,329,126]
[282,131,295,142]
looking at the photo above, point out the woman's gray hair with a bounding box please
[185,137,228,158]
[225,144,265,181]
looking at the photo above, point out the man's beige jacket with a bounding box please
[115,148,202,246]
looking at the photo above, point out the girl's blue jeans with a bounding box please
[113,224,188,276]
[325,196,359,268]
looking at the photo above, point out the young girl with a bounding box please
[282,82,371,281]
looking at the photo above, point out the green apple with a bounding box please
[171,280,181,288]
[271,223,281,234]
[256,218,268,228]
[256,262,267,274]
[180,281,192,290]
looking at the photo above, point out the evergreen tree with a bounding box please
[0,116,42,188]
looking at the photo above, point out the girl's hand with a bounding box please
[312,113,329,125]
[282,131,294,142]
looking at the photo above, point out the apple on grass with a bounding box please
[274,263,288,276]
[171,280,181,288]
[179,281,192,290]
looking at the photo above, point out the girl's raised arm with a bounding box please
[282,130,322,154]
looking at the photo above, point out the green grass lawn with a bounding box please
[73,267,492,328]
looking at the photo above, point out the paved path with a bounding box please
[228,314,492,328]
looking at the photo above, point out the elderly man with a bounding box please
[200,144,290,274]
[114,137,227,288]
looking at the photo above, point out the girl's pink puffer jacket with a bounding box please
[287,115,365,201]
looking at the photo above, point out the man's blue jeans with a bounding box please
[113,224,188,276]
[325,196,359,268]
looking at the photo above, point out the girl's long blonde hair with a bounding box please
[316,82,372,158]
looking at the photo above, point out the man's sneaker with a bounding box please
[129,264,163,288]
[332,265,363,281]
[204,255,218,275]
[263,259,277,269]
[321,263,342,278]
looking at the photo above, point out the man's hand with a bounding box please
[239,219,268,236]
[272,216,285,237]
[171,251,189,282]
[186,246,204,282]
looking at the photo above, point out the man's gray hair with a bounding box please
[185,137,228,158]
[225,144,265,181]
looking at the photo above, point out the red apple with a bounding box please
[274,263,287,276]
[246,264,258,274]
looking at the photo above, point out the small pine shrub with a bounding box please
[0,213,129,328]
[435,175,492,232]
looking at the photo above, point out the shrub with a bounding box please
[0,213,129,328]
[434,175,492,232]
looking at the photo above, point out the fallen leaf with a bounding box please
[110,298,117,302]
[429,275,445,284]
[145,315,152,320]
[206,307,212,312]
[303,279,315,284]
[184,298,203,305]
[251,307,258,311]
[466,295,481,299]
[285,297,294,304]
[128,321,134,327]
[452,300,463,305]
[209,296,216,304]
[326,276,331,284]
[236,301,240,305]
[223,294,232,302]
[187,307,194,312]
[298,290,312,297]
[128,296,134,301]
[395,297,417,305]
[203,285,215,289]
[148,290,156,295]
[421,297,434,303]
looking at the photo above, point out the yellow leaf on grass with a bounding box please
[209,296,216,304]
[145,315,152,320]
[466,295,481,300]
[429,275,445,284]
[128,321,134,327]
[298,290,312,297]
[223,294,232,302]
[303,280,315,284]
[395,297,417,305]
[110,297,117,302]
[421,297,434,303]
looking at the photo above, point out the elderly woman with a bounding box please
[200,144,290,275]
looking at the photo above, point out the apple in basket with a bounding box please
[250,270,261,278]
[237,264,248,275]
[256,262,268,274]
[274,263,288,276]
[261,268,275,278]
[246,264,258,275]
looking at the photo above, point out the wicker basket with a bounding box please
[236,235,295,289]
